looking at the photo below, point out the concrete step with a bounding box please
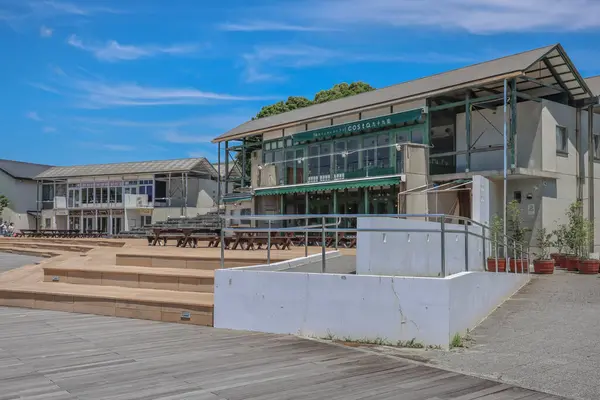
[0,237,125,247]
[0,283,213,326]
[44,265,214,293]
[116,252,284,270]
[0,247,60,258]
[0,242,93,253]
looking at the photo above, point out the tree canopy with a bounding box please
[253,81,375,120]
[0,195,8,216]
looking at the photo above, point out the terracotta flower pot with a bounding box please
[487,258,506,272]
[509,259,529,273]
[557,254,567,268]
[550,253,560,263]
[533,259,555,274]
[565,256,580,272]
[579,260,600,275]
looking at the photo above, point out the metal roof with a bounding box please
[213,44,594,143]
[35,158,218,179]
[0,159,53,180]
[585,75,600,97]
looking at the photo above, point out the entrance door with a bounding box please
[83,217,94,232]
[68,216,81,231]
[98,217,108,233]
[68,189,80,208]
[111,217,122,235]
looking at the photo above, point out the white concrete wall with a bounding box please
[214,268,529,348]
[0,171,39,230]
[455,101,542,172]
[356,217,484,277]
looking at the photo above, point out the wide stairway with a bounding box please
[0,243,216,326]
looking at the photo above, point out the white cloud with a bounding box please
[40,25,53,37]
[26,111,41,121]
[294,0,600,34]
[28,82,61,94]
[242,44,479,83]
[67,34,200,62]
[218,21,337,32]
[70,79,274,108]
[163,130,214,144]
[102,144,134,151]
[43,126,56,133]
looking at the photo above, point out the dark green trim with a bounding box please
[254,176,401,196]
[223,196,252,203]
[292,109,425,144]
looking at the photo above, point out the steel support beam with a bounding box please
[224,141,229,197]
[510,78,518,168]
[241,138,246,187]
[217,142,221,208]
[588,104,595,252]
[465,92,471,172]
[542,58,572,99]
[429,93,503,112]
[519,75,566,93]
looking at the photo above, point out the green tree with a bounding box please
[254,96,312,119]
[313,82,375,104]
[0,195,8,216]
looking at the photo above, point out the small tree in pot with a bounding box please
[533,228,554,274]
[578,219,598,274]
[551,224,568,268]
[507,200,530,273]
[565,201,584,271]
[486,215,506,272]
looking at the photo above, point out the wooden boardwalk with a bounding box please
[0,307,564,400]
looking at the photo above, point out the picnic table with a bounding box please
[147,228,221,248]
[229,232,292,251]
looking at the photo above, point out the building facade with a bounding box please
[33,158,219,234]
[213,44,600,250]
[0,159,52,230]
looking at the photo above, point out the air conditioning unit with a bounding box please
[136,197,143,207]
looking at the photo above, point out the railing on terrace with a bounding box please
[219,214,532,277]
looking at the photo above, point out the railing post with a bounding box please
[494,232,498,274]
[464,222,469,272]
[513,239,517,274]
[267,219,271,265]
[321,216,326,273]
[220,217,225,270]
[482,225,487,271]
[526,244,531,275]
[440,219,446,277]
[304,217,308,258]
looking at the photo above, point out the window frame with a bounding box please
[556,125,568,155]
[594,133,600,160]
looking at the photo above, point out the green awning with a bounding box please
[292,108,425,144]
[223,195,253,203]
[254,176,400,196]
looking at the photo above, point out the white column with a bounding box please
[80,210,83,233]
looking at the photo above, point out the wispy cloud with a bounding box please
[1,1,122,31]
[292,0,600,34]
[43,126,56,133]
[71,80,273,107]
[27,81,61,94]
[163,130,213,144]
[80,142,134,152]
[26,111,41,121]
[67,35,200,62]
[242,44,479,83]
[218,21,337,32]
[40,25,53,37]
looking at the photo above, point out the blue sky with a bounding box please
[2,0,600,166]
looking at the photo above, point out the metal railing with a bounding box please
[219,213,532,277]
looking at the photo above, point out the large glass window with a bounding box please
[411,127,424,144]
[101,187,108,203]
[347,138,359,172]
[273,150,284,185]
[95,188,102,204]
[377,134,390,168]
[308,145,319,181]
[285,150,295,184]
[295,148,304,184]
[319,143,331,179]
[363,136,376,170]
[334,140,346,177]
[116,187,123,203]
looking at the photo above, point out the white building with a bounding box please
[0,159,53,230]
[34,158,220,234]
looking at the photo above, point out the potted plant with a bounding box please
[578,220,599,274]
[507,200,529,273]
[533,227,554,274]
[564,202,584,271]
[486,215,506,272]
[551,224,568,268]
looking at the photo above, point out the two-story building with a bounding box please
[213,43,600,249]
[0,159,53,230]
[33,158,220,234]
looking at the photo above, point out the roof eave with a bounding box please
[211,70,525,144]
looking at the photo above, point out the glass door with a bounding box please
[98,217,108,233]
[111,217,122,235]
